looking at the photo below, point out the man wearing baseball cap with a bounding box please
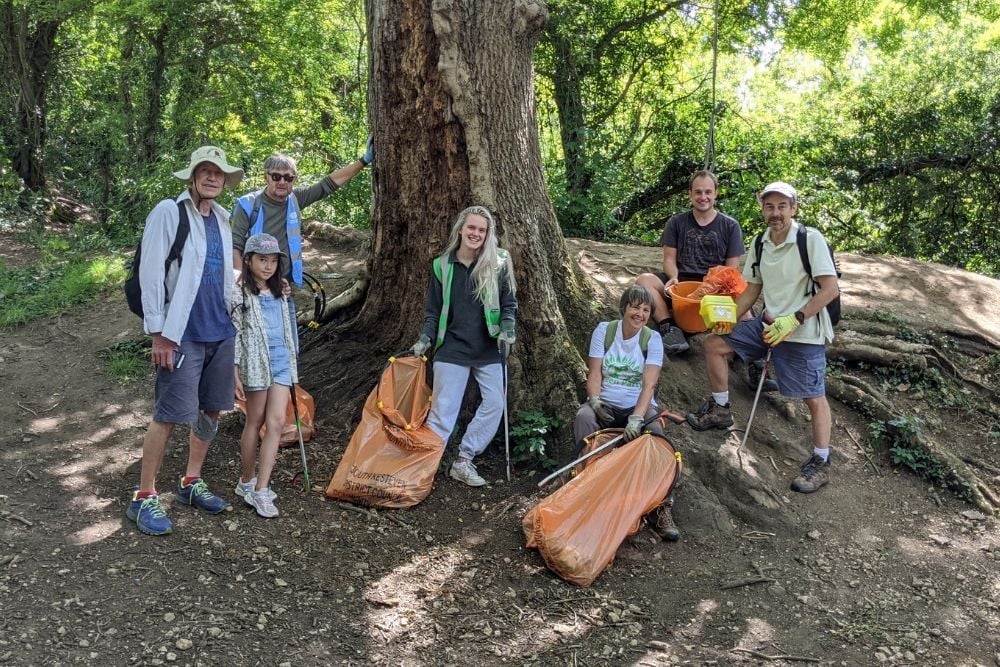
[126,145,244,535]
[685,181,840,494]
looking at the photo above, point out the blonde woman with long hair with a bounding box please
[411,206,518,486]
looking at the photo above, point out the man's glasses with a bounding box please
[268,172,296,183]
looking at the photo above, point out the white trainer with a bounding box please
[449,459,487,487]
[248,488,279,518]
[234,478,276,505]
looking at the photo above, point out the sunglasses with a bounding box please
[267,172,296,183]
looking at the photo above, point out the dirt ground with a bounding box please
[1,230,998,667]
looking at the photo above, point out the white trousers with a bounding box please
[428,361,504,460]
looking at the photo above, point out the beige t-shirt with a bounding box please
[744,221,837,344]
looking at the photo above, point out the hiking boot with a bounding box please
[176,478,230,514]
[651,503,680,542]
[234,478,277,504]
[791,454,831,494]
[659,322,690,355]
[126,492,173,536]
[247,488,279,518]
[449,459,487,487]
[748,359,778,393]
[686,398,734,431]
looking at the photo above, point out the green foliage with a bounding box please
[100,339,151,385]
[870,415,975,501]
[0,231,125,328]
[508,410,563,471]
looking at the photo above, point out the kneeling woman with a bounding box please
[572,284,679,541]
[411,206,517,487]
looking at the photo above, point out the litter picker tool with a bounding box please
[739,349,772,452]
[500,339,512,482]
[289,385,310,493]
[538,408,686,488]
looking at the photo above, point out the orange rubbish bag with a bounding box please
[325,355,445,508]
[524,432,681,587]
[234,384,315,447]
[690,265,748,299]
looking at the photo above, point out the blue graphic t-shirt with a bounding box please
[183,211,236,342]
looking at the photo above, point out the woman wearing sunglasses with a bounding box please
[230,138,374,347]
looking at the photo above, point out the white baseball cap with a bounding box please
[759,181,797,203]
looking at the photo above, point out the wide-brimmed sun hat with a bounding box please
[173,145,244,189]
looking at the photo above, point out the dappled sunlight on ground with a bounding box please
[65,518,121,546]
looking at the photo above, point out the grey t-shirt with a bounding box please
[660,210,744,277]
[231,177,341,277]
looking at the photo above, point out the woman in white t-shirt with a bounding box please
[572,285,665,448]
[570,285,679,541]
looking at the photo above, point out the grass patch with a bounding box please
[0,255,126,328]
[99,339,151,385]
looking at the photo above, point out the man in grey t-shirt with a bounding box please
[636,170,744,354]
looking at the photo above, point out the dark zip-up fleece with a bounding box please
[420,252,517,366]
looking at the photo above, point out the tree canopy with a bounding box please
[0,0,997,276]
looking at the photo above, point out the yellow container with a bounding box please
[699,295,737,329]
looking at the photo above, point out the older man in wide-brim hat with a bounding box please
[125,145,244,536]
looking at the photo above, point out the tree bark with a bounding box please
[305,0,590,455]
[0,5,61,191]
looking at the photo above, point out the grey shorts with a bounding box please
[153,337,236,424]
[725,316,827,399]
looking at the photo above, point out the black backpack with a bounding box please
[751,225,843,325]
[124,202,191,318]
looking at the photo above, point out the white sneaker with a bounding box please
[235,478,276,505]
[449,459,486,487]
[248,488,279,518]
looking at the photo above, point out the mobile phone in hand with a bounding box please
[173,351,185,370]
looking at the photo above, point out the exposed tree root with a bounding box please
[826,315,1000,515]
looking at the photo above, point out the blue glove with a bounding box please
[361,134,374,167]
[412,334,431,358]
[624,415,644,442]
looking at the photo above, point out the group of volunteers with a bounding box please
[127,143,373,535]
[126,143,838,543]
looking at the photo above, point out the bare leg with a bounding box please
[240,392,269,483]
[636,273,671,324]
[704,334,735,392]
[184,410,219,479]
[257,385,290,491]
[139,421,175,493]
[803,395,832,447]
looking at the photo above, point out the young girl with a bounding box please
[410,206,518,487]
[232,233,298,517]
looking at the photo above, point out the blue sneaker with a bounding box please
[126,492,173,536]
[176,478,230,514]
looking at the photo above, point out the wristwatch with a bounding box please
[794,310,805,324]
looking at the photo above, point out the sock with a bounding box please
[712,391,730,406]
[181,475,201,487]
[813,447,830,462]
[134,489,156,500]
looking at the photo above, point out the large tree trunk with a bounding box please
[306,0,590,455]
[0,5,61,191]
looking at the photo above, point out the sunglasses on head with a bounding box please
[267,172,296,183]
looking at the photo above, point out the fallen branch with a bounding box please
[720,576,776,590]
[844,426,881,476]
[0,510,33,527]
[17,403,38,415]
[730,647,820,662]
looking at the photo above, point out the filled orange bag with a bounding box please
[524,432,681,587]
[325,355,445,508]
[690,265,748,299]
[234,384,315,447]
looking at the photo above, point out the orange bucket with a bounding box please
[667,281,707,333]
